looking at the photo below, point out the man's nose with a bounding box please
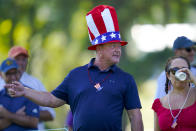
[10,75,17,81]
[115,48,121,53]
[190,50,195,55]
[17,61,24,65]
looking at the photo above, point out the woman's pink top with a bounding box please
[152,99,196,131]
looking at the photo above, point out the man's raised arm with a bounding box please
[5,81,66,108]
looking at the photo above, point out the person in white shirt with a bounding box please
[155,36,196,99]
[0,46,55,130]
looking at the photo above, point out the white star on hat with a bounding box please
[95,39,98,44]
[101,35,106,41]
[110,33,116,38]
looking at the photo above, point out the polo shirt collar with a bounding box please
[88,58,117,72]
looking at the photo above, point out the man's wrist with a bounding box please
[23,87,29,97]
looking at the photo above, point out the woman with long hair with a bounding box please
[152,56,196,131]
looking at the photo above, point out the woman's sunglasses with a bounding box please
[169,67,182,75]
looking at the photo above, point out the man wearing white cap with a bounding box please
[0,46,55,130]
[6,5,143,131]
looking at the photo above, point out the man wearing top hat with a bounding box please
[0,58,40,131]
[155,36,196,99]
[5,5,143,131]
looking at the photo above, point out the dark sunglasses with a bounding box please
[5,70,19,76]
[169,67,183,75]
[184,47,196,53]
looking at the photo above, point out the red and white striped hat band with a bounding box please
[86,5,128,50]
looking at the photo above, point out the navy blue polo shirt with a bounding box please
[0,87,39,131]
[52,58,141,131]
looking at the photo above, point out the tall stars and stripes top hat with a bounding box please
[86,5,128,50]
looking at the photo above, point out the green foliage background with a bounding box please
[0,0,196,130]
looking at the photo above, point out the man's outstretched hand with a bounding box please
[5,81,25,97]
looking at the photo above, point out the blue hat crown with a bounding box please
[173,36,194,50]
[0,58,18,73]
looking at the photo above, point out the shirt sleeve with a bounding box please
[191,66,196,76]
[155,71,167,99]
[35,79,47,92]
[124,75,142,110]
[0,77,5,91]
[152,99,160,113]
[39,106,56,118]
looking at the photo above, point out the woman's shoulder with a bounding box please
[153,95,169,111]
[152,98,162,111]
